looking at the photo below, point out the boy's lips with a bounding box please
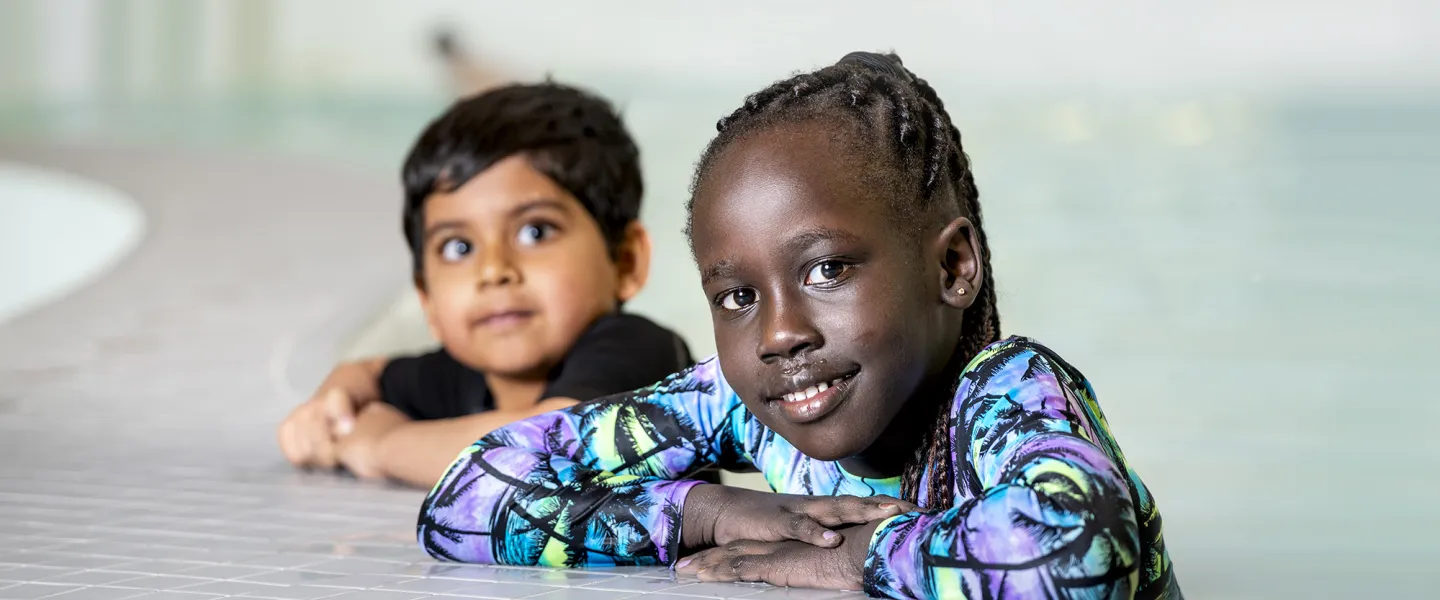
[474,309,536,330]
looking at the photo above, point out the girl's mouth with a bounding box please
[768,369,858,424]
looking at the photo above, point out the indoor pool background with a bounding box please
[1,2,1436,598]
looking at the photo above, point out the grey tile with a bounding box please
[498,571,617,586]
[440,582,563,599]
[373,579,471,594]
[664,583,774,599]
[0,566,71,582]
[0,583,85,600]
[42,572,149,586]
[44,587,153,600]
[170,566,272,581]
[121,593,224,600]
[170,582,288,596]
[293,562,412,577]
[231,556,328,570]
[106,562,216,576]
[523,590,639,600]
[304,592,427,600]
[108,576,217,591]
[579,576,690,593]
[730,589,861,600]
[306,575,411,590]
[235,586,350,600]
[238,571,349,587]
[26,557,135,571]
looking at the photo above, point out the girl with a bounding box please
[417,52,1180,599]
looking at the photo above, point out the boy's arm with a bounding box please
[352,397,579,488]
[863,347,1142,600]
[419,359,743,567]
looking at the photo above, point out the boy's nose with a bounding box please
[476,250,521,288]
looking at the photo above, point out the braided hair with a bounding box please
[686,52,1000,510]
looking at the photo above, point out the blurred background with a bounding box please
[2,1,1438,597]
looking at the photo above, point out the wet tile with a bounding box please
[439,582,563,599]
[0,583,85,599]
[43,587,153,600]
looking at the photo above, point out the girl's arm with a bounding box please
[417,360,745,567]
[864,346,1143,599]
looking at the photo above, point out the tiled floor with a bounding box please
[0,144,831,600]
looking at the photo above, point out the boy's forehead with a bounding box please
[425,156,582,223]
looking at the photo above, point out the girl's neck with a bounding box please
[838,348,970,479]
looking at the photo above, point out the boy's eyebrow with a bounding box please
[509,198,568,217]
[422,220,466,243]
[422,198,569,243]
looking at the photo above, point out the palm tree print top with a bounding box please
[417,337,1180,599]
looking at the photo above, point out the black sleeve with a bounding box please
[542,313,694,402]
[377,349,471,420]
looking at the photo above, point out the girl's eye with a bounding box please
[804,260,849,285]
[439,238,472,262]
[718,288,758,311]
[517,222,558,246]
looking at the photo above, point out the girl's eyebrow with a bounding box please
[700,260,737,285]
[781,227,860,257]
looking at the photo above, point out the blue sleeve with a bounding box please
[417,357,749,567]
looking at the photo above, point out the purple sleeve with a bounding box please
[417,358,747,567]
[863,346,1142,599]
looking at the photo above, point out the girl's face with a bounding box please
[690,120,978,475]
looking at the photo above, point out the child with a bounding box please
[277,83,693,489]
[417,53,1179,599]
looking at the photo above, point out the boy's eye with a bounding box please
[718,288,758,311]
[517,222,558,246]
[439,238,472,262]
[804,260,850,285]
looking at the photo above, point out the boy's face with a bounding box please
[417,155,641,380]
[689,121,975,472]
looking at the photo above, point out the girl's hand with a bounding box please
[681,485,916,550]
[675,521,880,590]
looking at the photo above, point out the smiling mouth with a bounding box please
[767,369,859,424]
[778,370,858,403]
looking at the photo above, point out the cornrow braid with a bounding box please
[687,52,1001,510]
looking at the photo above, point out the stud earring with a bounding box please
[957,287,967,295]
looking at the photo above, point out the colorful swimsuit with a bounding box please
[418,337,1180,599]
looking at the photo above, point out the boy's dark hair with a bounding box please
[686,52,1000,511]
[402,82,643,283]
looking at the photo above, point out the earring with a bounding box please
[957,287,967,295]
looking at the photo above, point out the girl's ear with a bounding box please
[932,217,982,309]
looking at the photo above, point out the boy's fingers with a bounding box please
[278,420,307,466]
[323,389,356,436]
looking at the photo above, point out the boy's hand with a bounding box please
[277,359,386,469]
[277,400,339,469]
[335,403,409,481]
[676,521,879,590]
[681,485,916,551]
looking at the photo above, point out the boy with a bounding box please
[277,83,692,488]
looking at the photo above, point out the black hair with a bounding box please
[402,82,643,284]
[686,52,1000,510]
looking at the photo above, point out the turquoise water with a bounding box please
[2,86,1435,596]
